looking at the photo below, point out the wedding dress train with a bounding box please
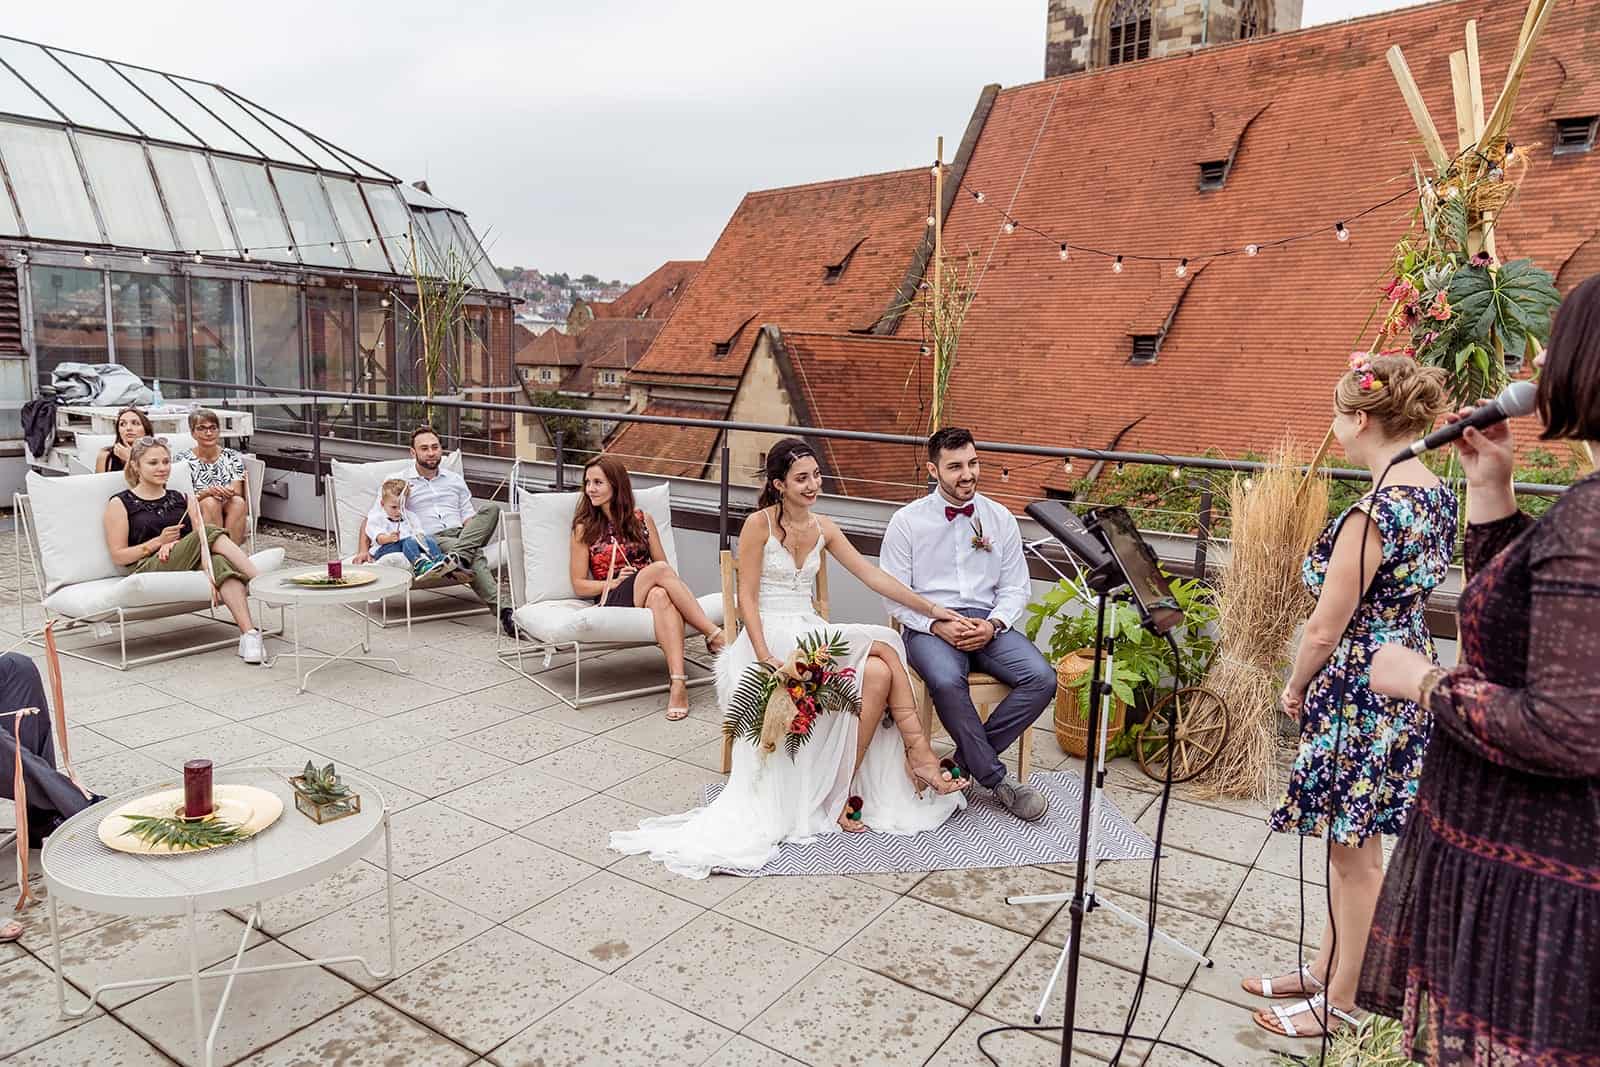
[610,535,964,878]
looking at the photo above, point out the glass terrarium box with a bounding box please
[288,762,361,824]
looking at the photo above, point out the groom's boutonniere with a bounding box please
[969,515,993,552]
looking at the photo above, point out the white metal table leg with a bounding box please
[186,897,206,1067]
[50,894,67,1017]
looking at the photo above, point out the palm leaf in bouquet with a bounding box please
[724,662,778,747]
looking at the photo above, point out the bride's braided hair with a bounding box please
[757,438,816,545]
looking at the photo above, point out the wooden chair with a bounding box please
[718,545,830,773]
[896,619,1033,783]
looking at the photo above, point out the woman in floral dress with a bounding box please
[1246,355,1458,1039]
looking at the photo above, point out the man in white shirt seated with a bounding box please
[880,427,1056,821]
[355,425,510,634]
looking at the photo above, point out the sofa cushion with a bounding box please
[28,465,196,596]
[43,547,285,619]
[514,483,676,606]
[512,592,722,645]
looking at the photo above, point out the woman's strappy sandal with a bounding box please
[1252,993,1363,1038]
[1241,963,1323,999]
[665,674,690,721]
[705,628,726,655]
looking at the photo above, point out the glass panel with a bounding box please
[248,282,303,431]
[116,66,259,156]
[0,357,31,439]
[109,270,186,380]
[176,82,310,167]
[307,289,356,434]
[0,41,136,135]
[212,157,295,261]
[323,177,389,272]
[0,169,19,237]
[190,276,243,383]
[76,135,174,249]
[0,56,52,121]
[423,211,470,277]
[0,122,101,243]
[269,168,347,268]
[51,53,202,145]
[459,307,490,451]
[147,146,234,255]
[450,213,504,292]
[360,182,413,274]
[224,93,353,173]
[356,290,397,443]
[29,265,106,378]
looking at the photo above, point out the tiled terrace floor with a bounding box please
[1,529,1345,1066]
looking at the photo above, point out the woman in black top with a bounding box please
[94,407,152,473]
[102,437,266,664]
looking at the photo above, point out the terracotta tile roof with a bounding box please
[604,260,703,321]
[774,331,929,501]
[885,0,1600,508]
[604,401,724,479]
[629,168,932,387]
[561,318,660,394]
[515,325,578,368]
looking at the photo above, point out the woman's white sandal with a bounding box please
[1242,963,1323,999]
[1253,993,1362,1038]
[665,674,690,721]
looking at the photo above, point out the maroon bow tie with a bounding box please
[945,504,975,522]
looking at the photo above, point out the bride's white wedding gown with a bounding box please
[610,534,965,878]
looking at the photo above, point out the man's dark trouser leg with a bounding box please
[433,503,502,608]
[0,652,93,823]
[970,627,1057,770]
[904,626,1009,788]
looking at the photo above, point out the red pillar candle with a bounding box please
[183,759,214,818]
[327,559,343,580]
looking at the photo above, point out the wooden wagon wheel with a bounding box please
[1135,686,1229,784]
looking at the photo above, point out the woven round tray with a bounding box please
[97,784,283,855]
[286,569,379,589]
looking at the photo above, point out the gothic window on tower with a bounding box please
[1105,0,1152,66]
[1238,0,1268,39]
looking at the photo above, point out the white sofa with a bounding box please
[325,451,504,624]
[17,467,285,669]
[69,436,266,549]
[498,483,722,707]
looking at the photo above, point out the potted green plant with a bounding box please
[1024,573,1217,757]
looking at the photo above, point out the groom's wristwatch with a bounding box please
[989,618,1007,633]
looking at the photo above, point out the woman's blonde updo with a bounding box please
[123,437,170,487]
[1335,355,1454,440]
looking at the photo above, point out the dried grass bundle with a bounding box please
[1197,445,1328,800]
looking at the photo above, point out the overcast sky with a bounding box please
[11,0,1429,282]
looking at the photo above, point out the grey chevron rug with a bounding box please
[697,770,1155,878]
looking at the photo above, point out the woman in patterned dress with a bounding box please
[569,455,725,720]
[1246,355,1458,1039]
[1365,274,1600,1065]
[173,407,249,544]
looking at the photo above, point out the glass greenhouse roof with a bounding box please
[0,34,504,293]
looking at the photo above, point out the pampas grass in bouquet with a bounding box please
[1197,442,1328,801]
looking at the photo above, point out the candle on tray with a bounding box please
[183,759,214,818]
[327,559,343,580]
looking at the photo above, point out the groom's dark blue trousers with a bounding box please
[902,608,1055,789]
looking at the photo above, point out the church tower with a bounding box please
[1045,0,1303,77]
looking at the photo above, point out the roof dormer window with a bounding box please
[1554,116,1597,156]
[1198,160,1229,190]
[1130,335,1161,364]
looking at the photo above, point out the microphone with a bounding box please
[1391,380,1537,465]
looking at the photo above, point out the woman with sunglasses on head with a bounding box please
[570,455,726,720]
[94,406,153,473]
[1363,275,1600,1066]
[102,437,266,664]
[612,438,968,879]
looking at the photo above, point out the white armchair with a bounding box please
[16,467,285,670]
[497,483,722,708]
[324,451,504,625]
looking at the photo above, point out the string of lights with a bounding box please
[32,230,415,268]
[929,168,1419,276]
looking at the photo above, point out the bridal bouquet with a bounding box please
[724,631,861,759]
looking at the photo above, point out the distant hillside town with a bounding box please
[497,267,631,334]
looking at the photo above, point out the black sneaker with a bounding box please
[499,607,517,638]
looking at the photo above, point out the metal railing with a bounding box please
[156,376,1572,577]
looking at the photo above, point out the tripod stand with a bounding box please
[1005,587,1212,1060]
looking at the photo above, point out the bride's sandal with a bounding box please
[837,795,869,833]
[886,704,969,797]
[665,674,690,721]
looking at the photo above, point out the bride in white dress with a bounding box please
[611,439,970,878]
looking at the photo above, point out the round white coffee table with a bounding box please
[250,567,412,692]
[41,766,395,1067]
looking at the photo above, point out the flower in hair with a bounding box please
[1348,352,1384,392]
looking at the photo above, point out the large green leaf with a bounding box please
[1448,259,1561,368]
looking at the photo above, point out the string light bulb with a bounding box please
[365,238,373,247]
[242,249,252,260]
[973,190,985,203]
[81,251,93,265]
[1112,255,1124,273]
[1175,258,1189,278]
[1063,457,1073,475]
[926,215,936,227]
[1504,141,1516,163]
[1003,219,1017,234]
[328,242,337,253]
[1058,243,1069,261]
[1243,476,1255,491]
[1169,467,1183,483]
[14,251,26,263]
[192,252,202,263]
[1335,221,1350,242]
[140,253,151,264]
[380,296,390,308]
[919,344,930,356]
[1002,467,1010,482]
[1245,243,1260,257]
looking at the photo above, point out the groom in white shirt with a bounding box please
[880,428,1055,821]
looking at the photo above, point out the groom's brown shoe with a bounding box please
[994,779,1048,822]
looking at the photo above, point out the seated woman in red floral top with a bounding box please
[569,455,725,720]
[1366,272,1600,1066]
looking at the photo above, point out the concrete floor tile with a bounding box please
[62,683,183,726]
[607,851,744,908]
[5,1015,174,1066]
[241,698,380,743]
[603,758,725,815]
[1144,989,1293,1066]
[366,738,517,798]
[247,859,389,937]
[139,720,284,771]
[701,1034,807,1066]
[378,926,603,1055]
[411,835,597,922]
[839,896,1031,1009]
[1223,869,1327,946]
[514,791,657,868]
[1135,799,1271,867]
[56,911,264,1009]
[714,873,897,954]
[454,714,590,764]
[297,664,457,716]
[1188,922,1317,1011]
[93,703,231,748]
[745,957,966,1067]
[528,735,667,790]
[849,869,928,894]
[115,940,361,1067]
[600,708,724,758]
[529,691,664,735]
[1092,849,1250,920]
[304,719,447,768]
[234,996,475,1066]
[367,799,506,878]
[0,954,100,1057]
[436,764,595,831]
[926,1013,1078,1067]
[490,974,732,1067]
[505,869,700,974]
[1041,887,1220,987]
[910,863,1073,936]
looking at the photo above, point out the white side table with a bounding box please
[250,567,412,692]
[41,766,395,1067]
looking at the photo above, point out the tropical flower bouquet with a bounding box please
[724,631,861,759]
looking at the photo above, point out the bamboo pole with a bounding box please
[1482,0,1555,145]
[1386,46,1452,171]
[1465,20,1485,137]
[1450,51,1475,154]
[932,136,944,430]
